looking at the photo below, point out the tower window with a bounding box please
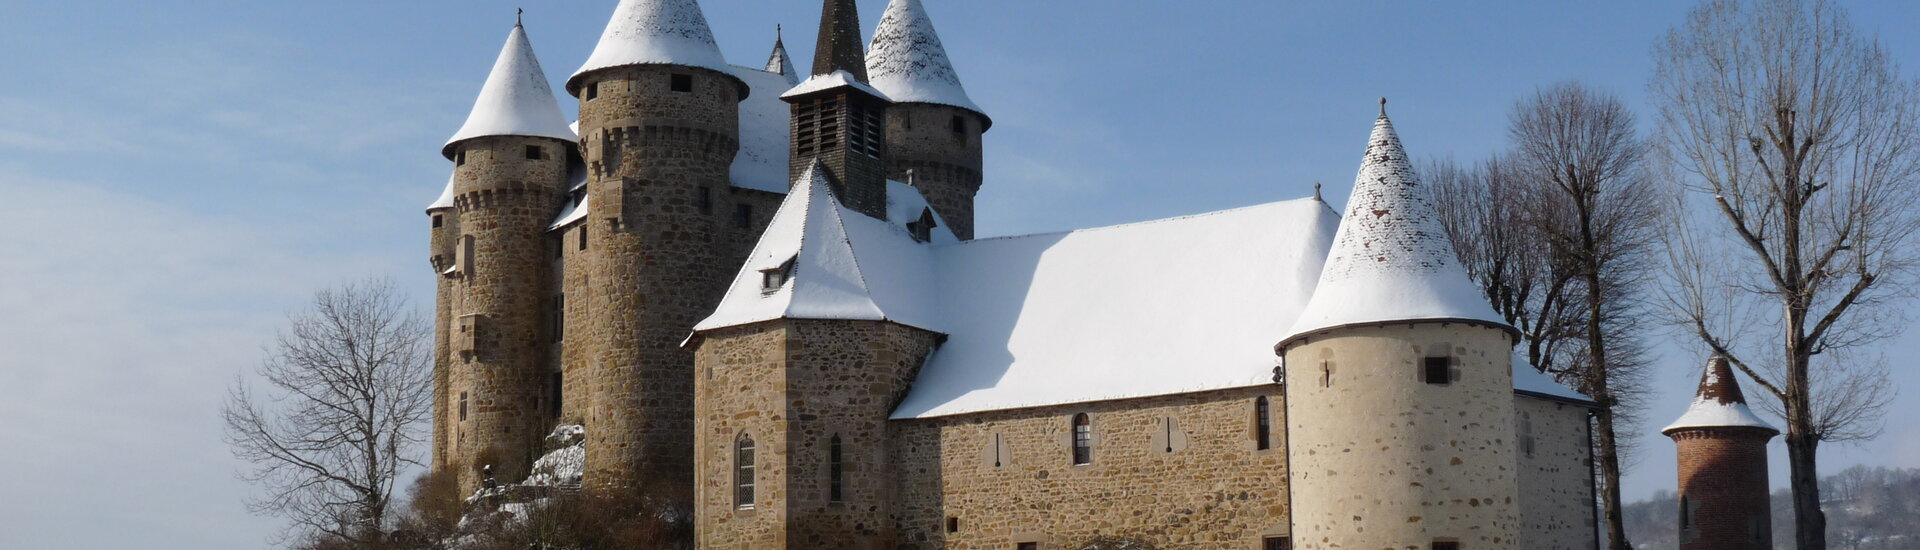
[670,73,693,92]
[458,392,468,421]
[950,114,965,135]
[829,435,844,503]
[1071,413,1092,465]
[1320,361,1332,388]
[1519,412,1535,458]
[525,145,543,160]
[735,204,753,228]
[432,214,443,228]
[1254,396,1272,451]
[946,516,959,533]
[1679,494,1691,530]
[455,150,467,166]
[695,186,713,214]
[585,82,599,100]
[1018,543,1038,550]
[577,226,587,251]
[551,294,564,342]
[1263,537,1291,550]
[735,434,756,509]
[1423,356,1452,385]
[1431,542,1460,550]
[761,256,795,294]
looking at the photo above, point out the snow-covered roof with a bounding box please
[550,192,589,230]
[427,170,456,212]
[444,23,578,159]
[1511,352,1597,406]
[728,65,798,193]
[1281,107,1511,346]
[781,70,891,102]
[569,0,736,93]
[865,0,988,124]
[1663,357,1777,434]
[764,30,799,85]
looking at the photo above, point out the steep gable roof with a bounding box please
[1281,103,1509,345]
[866,0,987,123]
[444,23,577,159]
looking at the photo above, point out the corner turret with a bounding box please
[868,0,988,238]
[1276,103,1521,549]
[766,25,799,85]
[1664,356,1777,550]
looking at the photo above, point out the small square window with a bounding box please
[1424,356,1451,385]
[455,151,467,166]
[670,73,693,92]
[1263,537,1291,550]
[525,145,542,160]
[432,214,443,228]
[946,516,959,533]
[950,115,966,135]
[585,82,599,100]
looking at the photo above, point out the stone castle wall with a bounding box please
[1281,323,1520,549]
[890,386,1292,550]
[1516,396,1597,548]
[1672,428,1774,549]
[885,103,984,240]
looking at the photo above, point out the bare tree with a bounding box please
[1650,1,1919,547]
[225,277,434,545]
[1426,155,1581,372]
[1504,81,1661,550]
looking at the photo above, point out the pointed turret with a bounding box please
[866,0,988,126]
[443,21,577,159]
[1281,101,1512,345]
[812,0,868,79]
[1665,356,1778,549]
[765,25,799,85]
[1663,357,1777,434]
[569,0,743,95]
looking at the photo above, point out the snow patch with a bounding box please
[781,70,891,102]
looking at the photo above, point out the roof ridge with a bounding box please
[942,196,1325,247]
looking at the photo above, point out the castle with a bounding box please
[425,0,1608,547]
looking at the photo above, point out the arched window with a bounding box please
[1071,414,1092,465]
[735,433,756,509]
[828,434,844,503]
[1254,396,1273,451]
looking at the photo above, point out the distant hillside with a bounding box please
[1623,466,1920,549]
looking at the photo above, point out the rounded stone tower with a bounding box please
[1276,103,1521,549]
[440,20,577,493]
[426,172,459,473]
[1664,356,1778,550]
[566,0,746,492]
[866,0,989,240]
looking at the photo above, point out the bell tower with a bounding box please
[782,0,892,220]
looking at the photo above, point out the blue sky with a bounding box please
[2,1,1919,548]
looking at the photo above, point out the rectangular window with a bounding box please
[1431,542,1460,550]
[577,226,588,251]
[551,294,564,342]
[1263,537,1291,550]
[432,214,443,228]
[1424,356,1451,385]
[1255,396,1273,451]
[458,392,468,421]
[455,150,467,166]
[945,516,958,533]
[1071,414,1092,465]
[951,114,966,135]
[735,204,753,229]
[525,145,542,160]
[736,436,756,509]
[585,82,599,100]
[696,186,713,214]
[1017,543,1038,550]
[670,73,693,92]
[829,435,844,503]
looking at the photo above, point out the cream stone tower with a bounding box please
[565,0,748,492]
[435,20,578,493]
[1276,101,1522,549]
[866,0,989,240]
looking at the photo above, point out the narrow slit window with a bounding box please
[670,73,693,92]
[1254,396,1273,451]
[432,214,443,228]
[458,392,468,421]
[1424,356,1451,385]
[1321,361,1332,388]
[1679,494,1691,530]
[551,294,564,342]
[735,434,756,509]
[1071,413,1092,465]
[735,204,753,229]
[696,186,713,214]
[828,434,844,503]
[577,225,588,251]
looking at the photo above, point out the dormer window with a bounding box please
[670,73,693,93]
[907,208,937,243]
[761,256,795,294]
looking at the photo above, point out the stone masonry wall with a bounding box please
[429,206,457,471]
[447,134,570,493]
[1516,397,1597,549]
[885,103,984,240]
[1281,323,1520,549]
[577,63,740,493]
[891,386,1291,550]
[693,324,790,548]
[1672,429,1774,550]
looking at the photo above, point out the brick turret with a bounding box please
[440,20,577,493]
[867,0,989,239]
[1664,356,1779,549]
[566,0,746,495]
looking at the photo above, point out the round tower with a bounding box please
[426,172,459,473]
[1276,103,1521,549]
[566,0,746,492]
[441,20,577,493]
[1663,356,1778,550]
[867,0,989,240]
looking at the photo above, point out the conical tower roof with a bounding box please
[1281,101,1511,345]
[444,22,578,159]
[765,26,799,85]
[569,0,737,94]
[866,0,988,126]
[811,0,868,80]
[426,170,457,211]
[1663,357,1778,434]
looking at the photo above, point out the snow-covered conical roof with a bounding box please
[1663,356,1778,434]
[569,0,738,94]
[426,170,457,212]
[1280,103,1511,345]
[444,23,578,159]
[765,26,799,85]
[866,0,988,126]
